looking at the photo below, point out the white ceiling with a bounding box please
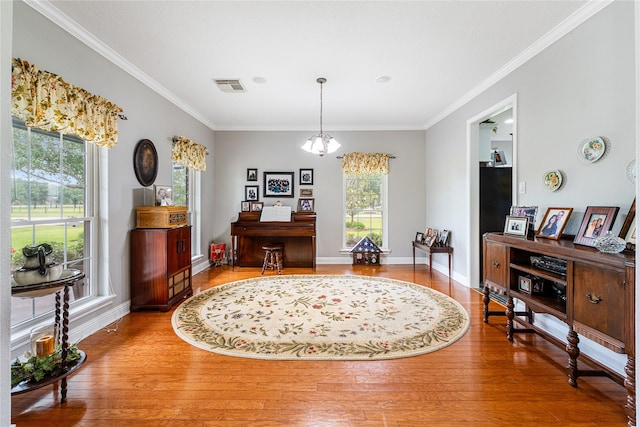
[41,0,593,131]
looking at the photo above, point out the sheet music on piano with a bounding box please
[260,206,292,222]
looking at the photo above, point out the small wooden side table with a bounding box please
[11,269,86,404]
[412,241,453,278]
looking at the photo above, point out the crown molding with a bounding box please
[23,0,218,131]
[424,0,614,130]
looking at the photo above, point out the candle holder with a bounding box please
[30,324,58,358]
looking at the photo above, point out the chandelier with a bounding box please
[301,77,340,156]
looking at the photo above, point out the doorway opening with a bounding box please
[466,94,518,288]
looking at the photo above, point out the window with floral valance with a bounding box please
[341,152,391,175]
[342,152,391,250]
[11,58,122,148]
[171,136,208,171]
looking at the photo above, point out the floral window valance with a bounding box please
[11,58,122,148]
[341,152,391,175]
[172,136,208,171]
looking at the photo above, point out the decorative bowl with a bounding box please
[12,263,63,286]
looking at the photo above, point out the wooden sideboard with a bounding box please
[230,212,316,269]
[482,232,635,426]
[130,226,192,311]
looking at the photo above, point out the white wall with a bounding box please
[212,131,426,262]
[5,0,216,362]
[426,1,636,287]
[0,1,13,424]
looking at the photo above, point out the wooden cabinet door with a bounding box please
[573,262,625,352]
[167,226,191,275]
[484,240,508,291]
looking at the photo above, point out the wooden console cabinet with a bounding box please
[130,226,192,311]
[482,232,635,426]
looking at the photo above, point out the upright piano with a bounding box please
[230,211,316,269]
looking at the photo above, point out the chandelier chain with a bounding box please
[319,79,323,134]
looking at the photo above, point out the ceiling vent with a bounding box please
[214,79,246,93]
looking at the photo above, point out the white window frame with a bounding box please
[189,168,202,259]
[341,172,389,252]
[10,121,113,355]
[172,164,202,259]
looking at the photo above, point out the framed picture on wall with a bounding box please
[264,172,294,198]
[299,168,314,185]
[247,168,258,181]
[245,185,259,201]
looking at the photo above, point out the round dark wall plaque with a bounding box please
[133,139,158,187]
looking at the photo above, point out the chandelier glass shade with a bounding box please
[302,77,340,156]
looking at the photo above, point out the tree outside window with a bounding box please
[10,119,93,326]
[344,172,385,248]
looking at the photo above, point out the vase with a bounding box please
[594,231,626,253]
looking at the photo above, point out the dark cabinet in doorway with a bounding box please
[479,166,512,278]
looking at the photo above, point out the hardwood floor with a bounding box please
[11,264,629,426]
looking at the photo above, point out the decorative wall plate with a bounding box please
[543,170,563,191]
[626,159,636,184]
[133,139,158,187]
[577,136,607,163]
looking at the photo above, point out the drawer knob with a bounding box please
[586,293,602,304]
[492,261,500,268]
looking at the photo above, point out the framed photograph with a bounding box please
[425,229,439,247]
[518,275,532,294]
[250,201,264,212]
[510,206,538,230]
[574,206,620,247]
[298,198,315,212]
[439,230,451,246]
[531,277,545,294]
[153,185,174,206]
[241,201,250,212]
[247,168,258,181]
[619,198,636,251]
[133,139,158,187]
[536,207,573,240]
[300,168,314,185]
[415,232,424,243]
[300,188,313,197]
[504,216,529,237]
[264,171,294,198]
[245,185,259,201]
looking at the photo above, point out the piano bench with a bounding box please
[261,244,284,275]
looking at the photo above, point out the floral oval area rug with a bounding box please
[171,275,470,360]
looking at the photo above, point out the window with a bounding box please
[172,163,201,258]
[343,172,388,249]
[10,119,95,326]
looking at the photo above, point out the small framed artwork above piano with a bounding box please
[264,171,294,198]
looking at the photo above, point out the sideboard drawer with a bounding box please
[573,262,625,352]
